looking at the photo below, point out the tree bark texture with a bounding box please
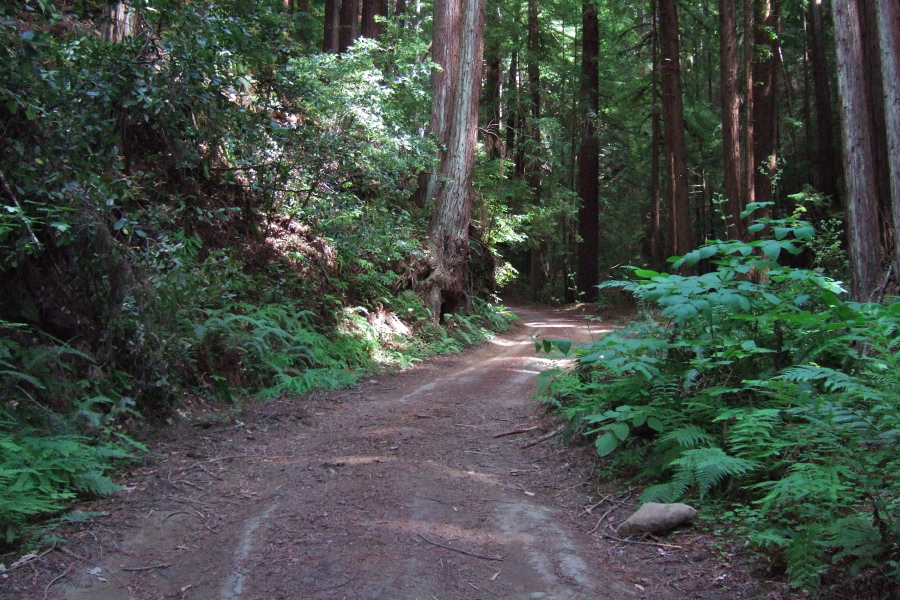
[526,0,542,199]
[576,3,599,301]
[808,0,839,202]
[831,0,883,300]
[742,0,756,210]
[361,0,388,39]
[339,0,361,53]
[720,0,744,239]
[426,0,486,318]
[324,0,341,52]
[860,0,893,251]
[752,0,781,216]
[875,0,900,276]
[659,0,692,258]
[650,0,663,267]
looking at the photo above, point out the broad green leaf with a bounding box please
[634,269,660,279]
[610,423,630,441]
[748,223,766,234]
[647,417,665,432]
[595,431,619,457]
[760,240,782,261]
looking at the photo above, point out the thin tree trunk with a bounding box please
[426,0,486,318]
[752,0,781,216]
[832,0,883,300]
[875,0,900,276]
[809,0,839,202]
[505,51,519,164]
[576,3,599,300]
[659,0,692,258]
[721,0,744,239]
[650,0,663,266]
[482,53,503,160]
[742,0,756,212]
[526,0,542,198]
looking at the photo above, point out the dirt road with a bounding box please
[6,305,774,600]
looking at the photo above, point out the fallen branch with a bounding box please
[120,563,171,572]
[417,533,503,562]
[494,425,538,439]
[43,566,71,600]
[521,425,565,449]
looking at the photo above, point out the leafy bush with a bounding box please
[540,206,900,590]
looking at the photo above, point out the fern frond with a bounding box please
[658,425,713,449]
[670,447,756,498]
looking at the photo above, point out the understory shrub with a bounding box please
[539,205,900,591]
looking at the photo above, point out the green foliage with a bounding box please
[539,212,900,590]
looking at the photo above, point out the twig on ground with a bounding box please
[521,425,565,449]
[601,525,683,549]
[120,563,171,572]
[43,566,71,600]
[312,575,355,592]
[417,533,503,562]
[329,390,363,401]
[494,425,538,438]
[55,546,88,562]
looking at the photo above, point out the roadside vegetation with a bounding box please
[539,205,900,593]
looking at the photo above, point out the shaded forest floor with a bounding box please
[3,305,786,600]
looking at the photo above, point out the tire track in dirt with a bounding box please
[30,305,775,600]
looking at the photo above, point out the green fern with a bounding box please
[669,447,756,498]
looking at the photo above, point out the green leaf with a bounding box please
[748,223,766,234]
[595,431,619,457]
[554,339,572,356]
[610,423,629,441]
[760,240,782,261]
[647,417,665,432]
[634,269,660,279]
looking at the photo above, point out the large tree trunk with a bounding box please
[339,0,361,52]
[752,0,781,217]
[659,0,692,258]
[860,0,893,254]
[361,0,388,38]
[832,0,883,300]
[720,0,744,239]
[324,0,341,52]
[876,0,900,277]
[425,0,486,318]
[808,0,839,202]
[482,51,503,160]
[576,3,599,301]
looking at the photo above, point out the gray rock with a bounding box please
[616,502,697,537]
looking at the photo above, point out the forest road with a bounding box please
[32,305,765,600]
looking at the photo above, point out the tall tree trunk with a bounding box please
[832,0,883,300]
[859,0,893,255]
[720,0,744,239]
[876,0,900,277]
[742,0,756,212]
[576,3,599,300]
[650,0,663,266]
[526,0,542,199]
[339,0,361,53]
[426,0,486,318]
[659,0,692,258]
[361,0,388,38]
[809,0,839,201]
[324,0,341,52]
[505,51,519,164]
[752,0,781,216]
[482,52,502,160]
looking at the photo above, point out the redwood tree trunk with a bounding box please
[425,0,486,318]
[361,0,388,38]
[743,0,756,211]
[808,0,839,202]
[876,0,900,276]
[650,0,663,266]
[339,0,361,53]
[752,0,781,216]
[832,0,883,300]
[576,2,599,300]
[720,0,744,239]
[659,0,692,258]
[324,0,341,52]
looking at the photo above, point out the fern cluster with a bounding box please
[540,208,900,591]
